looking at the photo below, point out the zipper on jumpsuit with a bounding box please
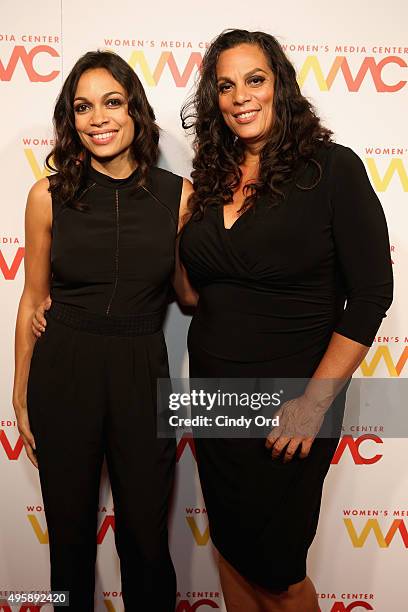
[106,189,120,316]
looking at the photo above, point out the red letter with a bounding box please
[374,56,407,92]
[22,46,60,82]
[176,433,196,462]
[0,430,24,460]
[97,515,115,544]
[0,248,25,280]
[331,435,383,465]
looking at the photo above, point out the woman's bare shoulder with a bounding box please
[26,178,52,226]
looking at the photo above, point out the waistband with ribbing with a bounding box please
[47,301,164,337]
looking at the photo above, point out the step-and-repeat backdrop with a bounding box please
[1,1,407,610]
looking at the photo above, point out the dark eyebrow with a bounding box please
[73,90,125,102]
[245,68,268,78]
[217,68,268,83]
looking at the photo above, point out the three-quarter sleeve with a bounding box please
[330,145,393,346]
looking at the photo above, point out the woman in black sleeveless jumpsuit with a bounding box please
[27,164,182,610]
[15,51,187,612]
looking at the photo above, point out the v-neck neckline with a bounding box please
[220,203,254,231]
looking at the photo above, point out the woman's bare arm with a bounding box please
[173,178,198,307]
[13,178,52,467]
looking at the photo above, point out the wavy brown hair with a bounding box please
[181,29,333,215]
[46,50,159,209]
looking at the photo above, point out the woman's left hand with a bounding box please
[265,395,326,462]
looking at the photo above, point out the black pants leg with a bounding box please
[28,317,106,611]
[27,316,176,611]
[104,332,176,611]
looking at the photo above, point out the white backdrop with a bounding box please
[1,1,407,610]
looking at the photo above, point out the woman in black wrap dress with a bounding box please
[178,30,393,612]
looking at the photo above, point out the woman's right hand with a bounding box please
[32,296,52,337]
[13,400,38,469]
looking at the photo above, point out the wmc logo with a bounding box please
[125,51,202,88]
[365,157,408,191]
[359,347,408,376]
[344,518,408,547]
[296,55,406,92]
[108,51,407,91]
[0,248,24,280]
[0,429,24,459]
[0,46,60,81]
[331,435,383,465]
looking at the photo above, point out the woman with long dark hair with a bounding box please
[13,50,192,610]
[178,30,393,611]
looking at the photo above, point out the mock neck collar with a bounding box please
[87,163,140,189]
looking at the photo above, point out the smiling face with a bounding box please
[73,67,135,163]
[216,43,275,152]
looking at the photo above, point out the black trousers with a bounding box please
[27,306,176,611]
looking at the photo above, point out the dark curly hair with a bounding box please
[46,50,159,209]
[181,29,333,215]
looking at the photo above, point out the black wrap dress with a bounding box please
[179,144,393,590]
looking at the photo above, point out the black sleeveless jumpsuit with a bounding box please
[27,164,182,611]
